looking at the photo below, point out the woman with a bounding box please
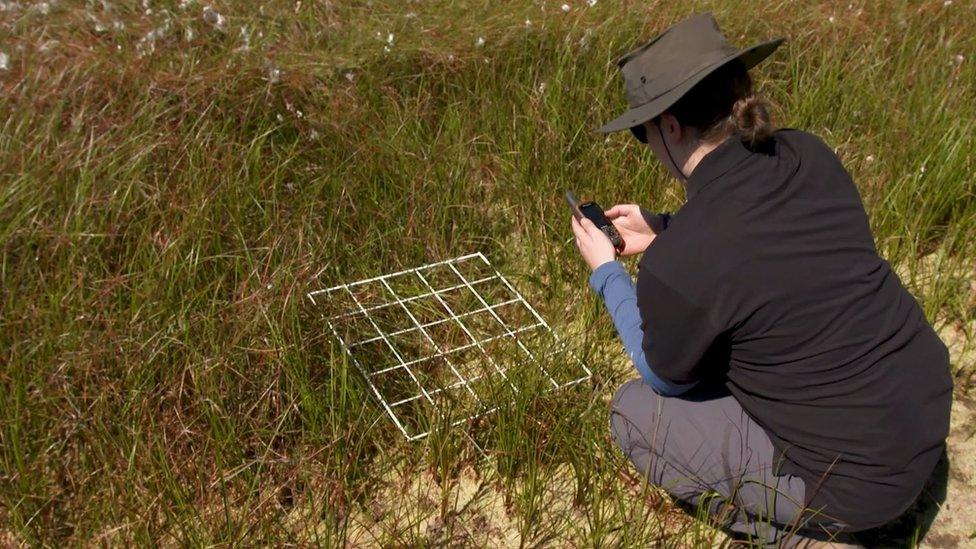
[571,12,953,546]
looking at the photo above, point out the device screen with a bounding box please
[579,202,610,227]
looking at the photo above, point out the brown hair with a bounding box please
[665,59,774,148]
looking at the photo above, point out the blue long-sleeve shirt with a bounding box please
[588,260,699,396]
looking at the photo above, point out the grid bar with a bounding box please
[475,254,594,383]
[308,252,485,296]
[447,261,559,389]
[341,285,438,408]
[313,301,413,438]
[321,274,501,323]
[346,297,522,348]
[366,322,545,376]
[378,276,485,409]
[413,268,520,393]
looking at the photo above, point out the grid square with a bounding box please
[482,334,533,374]
[331,311,379,346]
[425,317,474,352]
[315,288,362,319]
[418,263,463,292]
[491,301,539,332]
[449,346,497,382]
[404,295,449,325]
[464,311,507,340]
[384,271,431,299]
[431,382,485,421]
[348,338,400,374]
[370,303,419,335]
[370,366,426,406]
[436,285,482,314]
[473,278,520,307]
[346,280,395,311]
[386,328,438,364]
[309,253,590,440]
[452,254,496,283]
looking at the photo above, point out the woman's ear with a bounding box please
[660,112,683,143]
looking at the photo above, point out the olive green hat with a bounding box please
[598,12,785,133]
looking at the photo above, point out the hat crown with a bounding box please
[618,12,739,108]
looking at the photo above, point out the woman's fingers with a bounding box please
[579,217,607,240]
[605,204,640,221]
[571,216,589,243]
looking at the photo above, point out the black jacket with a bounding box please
[635,129,952,530]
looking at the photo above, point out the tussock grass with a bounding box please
[1,0,973,544]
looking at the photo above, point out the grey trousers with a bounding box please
[610,379,848,546]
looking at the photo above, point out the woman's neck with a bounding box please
[680,137,727,181]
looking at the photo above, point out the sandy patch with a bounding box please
[919,395,976,547]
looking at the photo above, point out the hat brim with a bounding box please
[596,37,785,134]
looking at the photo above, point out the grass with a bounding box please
[1,0,974,545]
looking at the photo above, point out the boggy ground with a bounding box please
[1,0,974,545]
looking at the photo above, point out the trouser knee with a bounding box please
[609,379,663,466]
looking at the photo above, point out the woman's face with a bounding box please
[640,114,690,182]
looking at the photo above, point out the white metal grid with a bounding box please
[307,252,591,440]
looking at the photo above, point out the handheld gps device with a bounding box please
[565,191,625,254]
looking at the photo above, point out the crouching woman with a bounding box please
[571,12,952,546]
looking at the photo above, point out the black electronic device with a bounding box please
[565,191,625,254]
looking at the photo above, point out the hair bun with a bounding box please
[731,95,773,147]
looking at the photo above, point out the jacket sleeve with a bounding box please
[635,268,727,385]
[589,261,699,395]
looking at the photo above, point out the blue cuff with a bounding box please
[588,260,627,296]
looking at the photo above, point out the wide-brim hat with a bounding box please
[598,12,785,133]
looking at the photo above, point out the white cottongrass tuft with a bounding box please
[137,19,171,56]
[475,36,485,47]
[0,51,8,71]
[561,3,571,12]
[952,54,965,65]
[235,25,251,51]
[865,155,875,163]
[587,0,597,6]
[202,5,225,30]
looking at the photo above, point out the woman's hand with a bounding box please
[571,216,617,271]
[605,204,658,256]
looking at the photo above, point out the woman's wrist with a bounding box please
[588,260,626,296]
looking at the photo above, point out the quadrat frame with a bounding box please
[307,253,592,441]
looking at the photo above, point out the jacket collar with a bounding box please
[684,136,754,200]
